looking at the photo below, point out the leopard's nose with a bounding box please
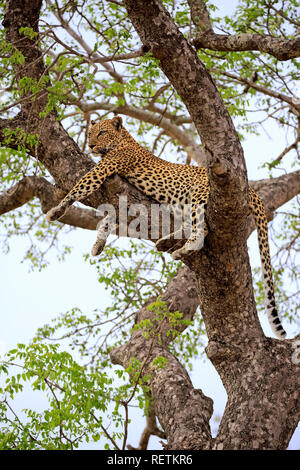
[90,144,95,150]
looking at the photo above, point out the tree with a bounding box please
[0,0,299,450]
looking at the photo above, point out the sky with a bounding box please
[0,0,299,452]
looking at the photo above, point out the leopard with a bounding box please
[46,115,286,339]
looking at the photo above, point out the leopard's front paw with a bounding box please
[46,205,66,222]
[155,237,169,252]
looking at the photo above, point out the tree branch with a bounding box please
[78,101,207,165]
[269,137,300,167]
[193,33,300,61]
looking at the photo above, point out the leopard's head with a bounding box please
[88,116,124,156]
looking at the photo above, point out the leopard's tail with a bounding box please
[250,189,286,339]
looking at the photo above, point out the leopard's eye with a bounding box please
[97,130,106,138]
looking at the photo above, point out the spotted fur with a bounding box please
[46,116,286,339]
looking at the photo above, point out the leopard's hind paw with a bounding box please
[46,205,66,222]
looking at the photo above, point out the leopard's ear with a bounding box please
[112,115,123,131]
[91,120,96,126]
